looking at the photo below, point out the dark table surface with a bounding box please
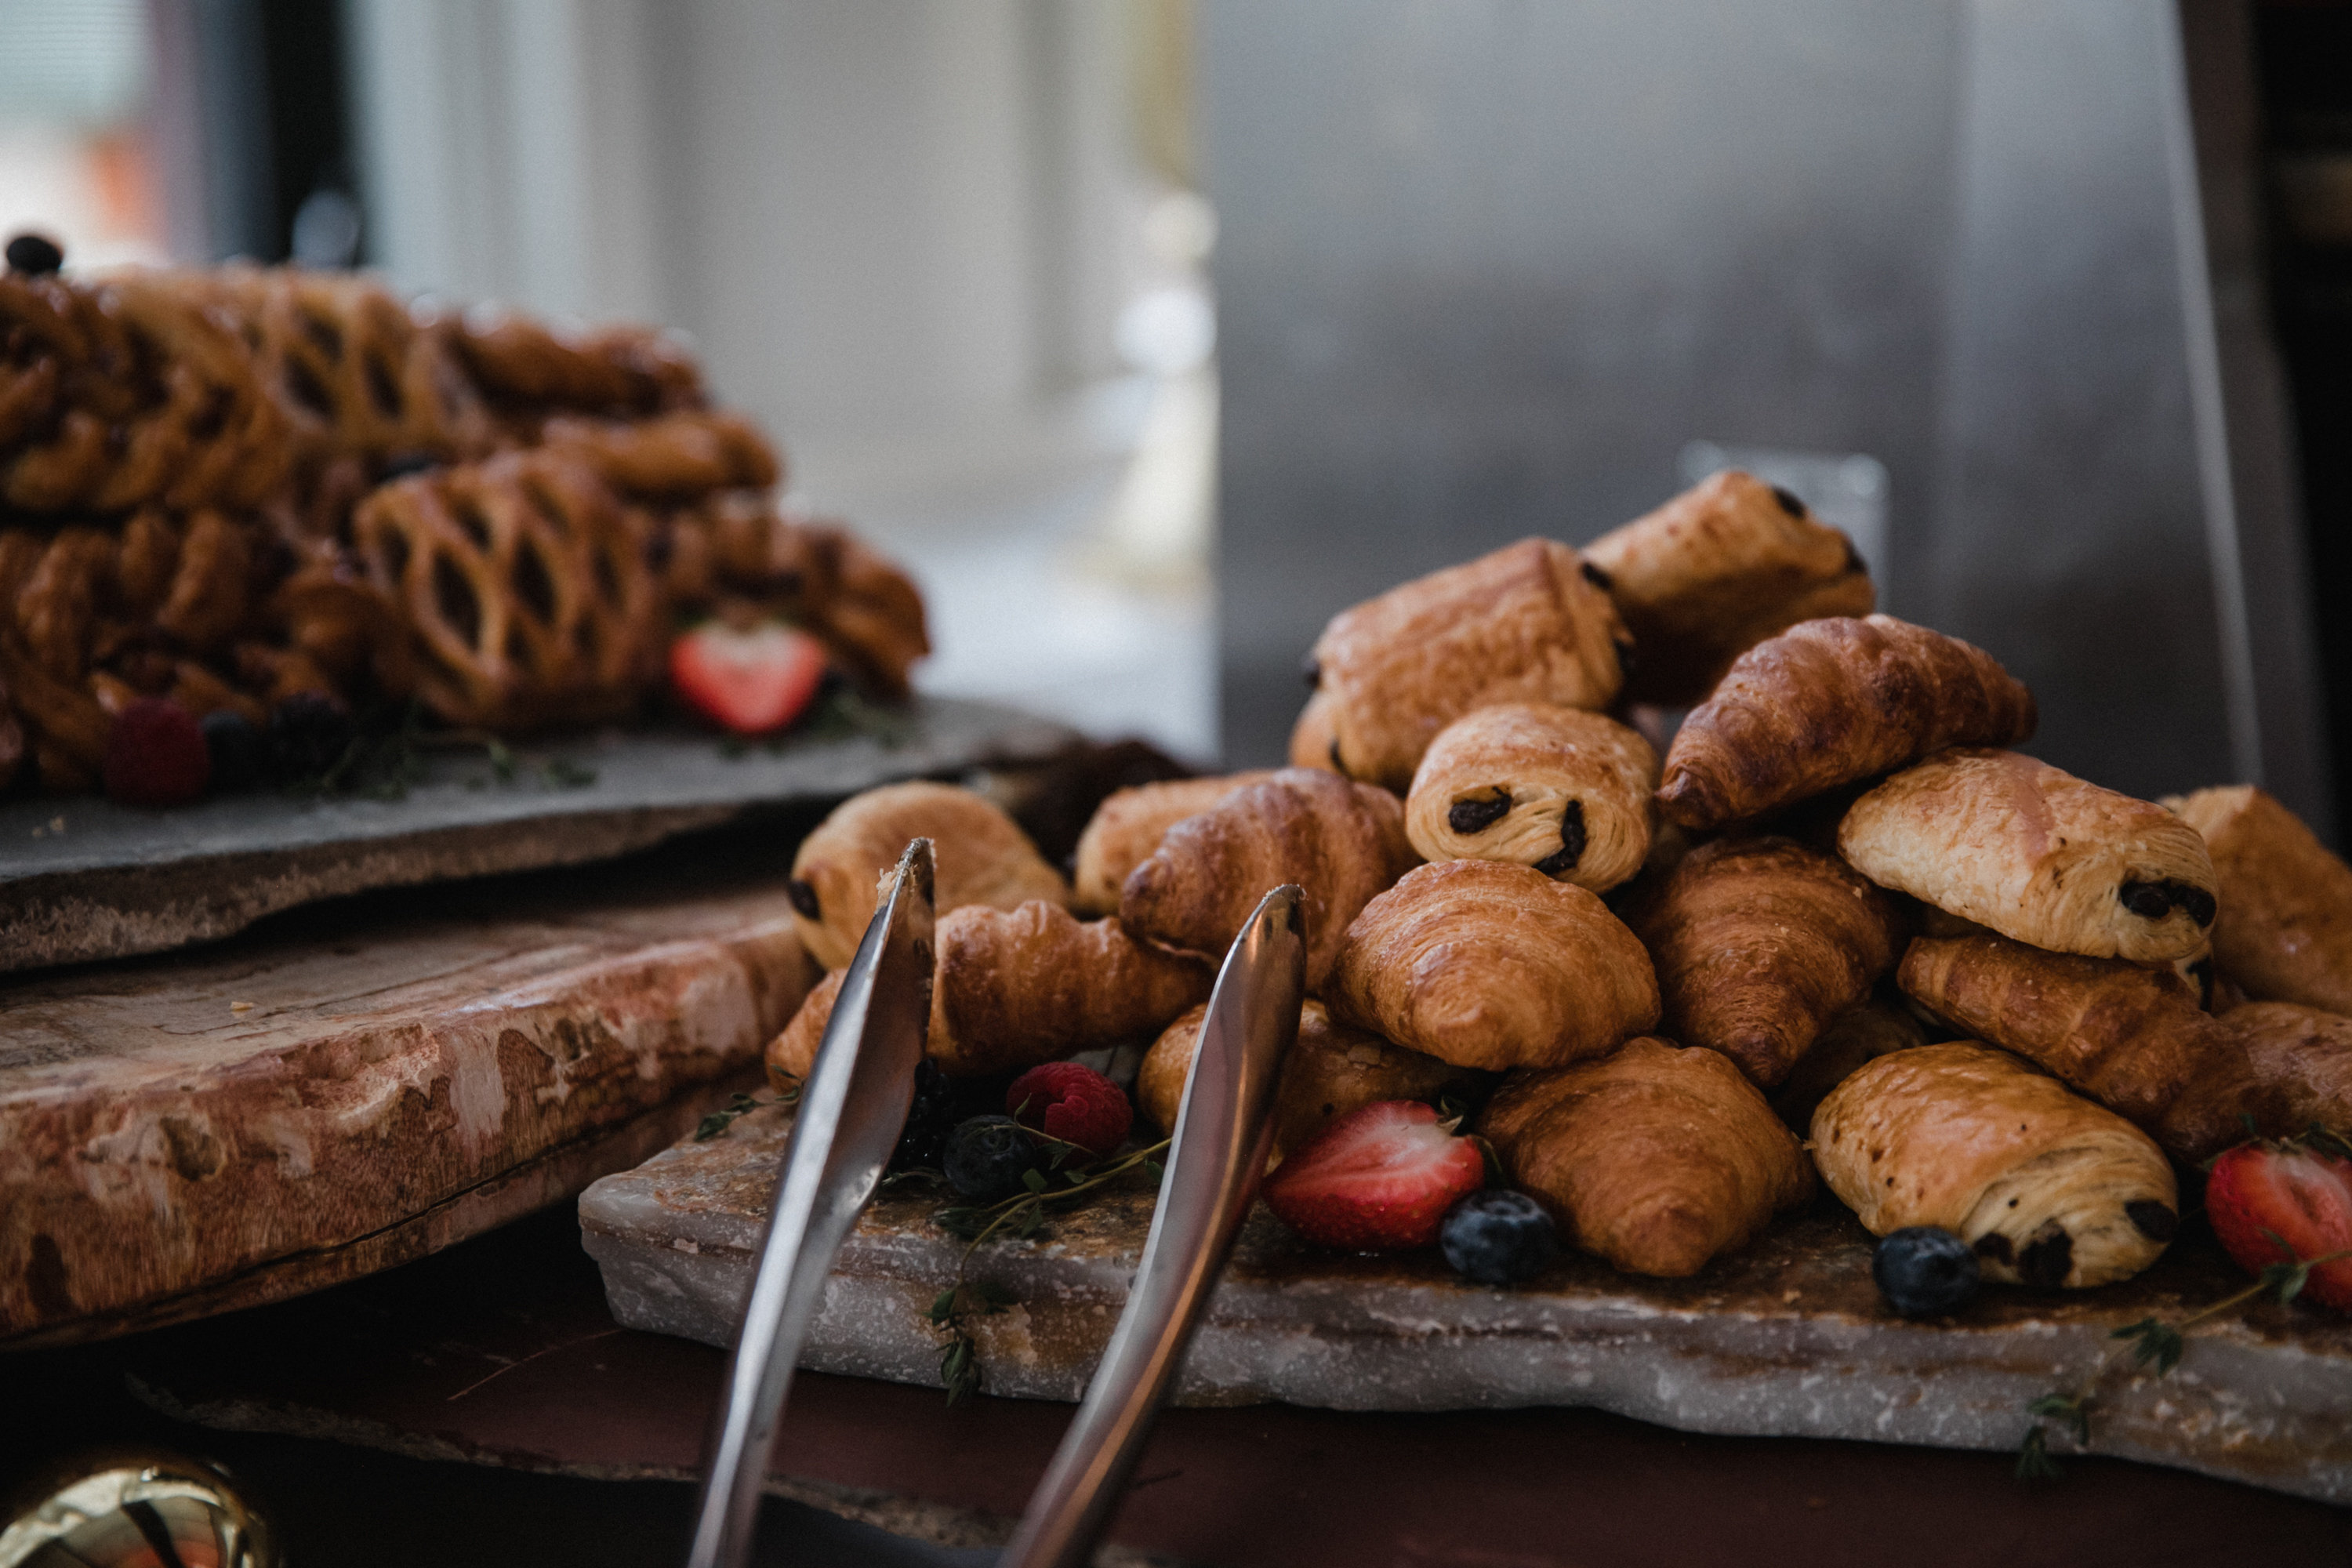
[3,1206,2346,1568]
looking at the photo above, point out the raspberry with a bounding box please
[102,697,212,807]
[1006,1062,1132,1160]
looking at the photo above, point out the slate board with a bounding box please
[0,866,826,1349]
[581,1103,2352,1504]
[0,695,1077,975]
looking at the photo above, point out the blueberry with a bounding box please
[6,232,64,275]
[943,1115,1037,1202]
[200,710,265,793]
[1872,1226,1981,1317]
[1439,1190,1559,1284]
[267,691,355,782]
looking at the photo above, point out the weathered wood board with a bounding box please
[0,695,1076,974]
[582,1103,2352,1504]
[0,875,822,1348]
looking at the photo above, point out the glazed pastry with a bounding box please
[1812,1042,2178,1289]
[1624,837,1904,1088]
[1581,470,1875,706]
[1766,997,1927,1131]
[1327,858,1659,1070]
[2216,1003,2352,1142]
[1138,1000,1478,1166]
[765,903,1208,1081]
[1308,539,1630,790]
[1657,615,2036,830]
[1477,1037,1813,1277]
[2166,786,2352,1015]
[1403,703,1656,892]
[1071,771,1276,916]
[928,902,1212,1076]
[789,782,1069,971]
[1120,768,1417,989]
[1840,749,2216,964]
[1896,933,2255,1161]
[1289,688,1342,772]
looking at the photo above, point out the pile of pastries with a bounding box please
[0,248,927,793]
[764,470,2352,1293]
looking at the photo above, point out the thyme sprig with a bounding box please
[691,1086,800,1142]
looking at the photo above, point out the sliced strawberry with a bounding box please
[1261,1100,1484,1252]
[670,621,827,735]
[2205,1137,2352,1312]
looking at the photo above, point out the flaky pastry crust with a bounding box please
[1403,702,1656,892]
[1071,771,1275,916]
[2165,786,2352,1015]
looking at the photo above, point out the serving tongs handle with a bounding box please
[684,838,938,1568]
[996,884,1306,1568]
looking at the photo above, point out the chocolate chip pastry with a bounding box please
[1657,615,2036,831]
[1478,1036,1814,1278]
[1287,688,1341,773]
[1119,767,1417,990]
[1327,858,1660,1071]
[1841,749,2216,964]
[787,782,1069,971]
[1813,1042,2179,1289]
[1307,539,1630,790]
[1580,470,1875,707]
[1137,999,1478,1167]
[1624,836,1906,1088]
[1070,771,1276,916]
[2165,785,2352,1015]
[1403,702,1657,892]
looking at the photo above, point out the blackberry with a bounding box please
[200,710,266,793]
[892,1061,977,1172]
[267,692,356,782]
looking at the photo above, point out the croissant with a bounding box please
[1766,997,1927,1131]
[2165,786,2352,1014]
[2216,1002,2352,1141]
[1308,539,1629,789]
[1327,858,1659,1071]
[1071,771,1276,916]
[1119,768,1417,989]
[1813,1042,2177,1289]
[1138,1000,1476,1166]
[1581,470,1875,706]
[1896,933,2253,1161]
[1840,749,2216,964]
[1656,615,2036,830]
[1624,836,1904,1088]
[1477,1037,1813,1277]
[764,902,1209,1082]
[1288,689,1342,773]
[1403,703,1656,892]
[788,782,1068,971]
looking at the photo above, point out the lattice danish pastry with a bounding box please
[351,449,665,729]
[451,312,702,426]
[542,409,779,499]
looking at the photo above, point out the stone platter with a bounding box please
[0,695,1076,974]
[582,1102,2352,1504]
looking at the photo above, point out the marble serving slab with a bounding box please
[0,695,1076,975]
[583,1103,2352,1504]
[0,869,822,1349]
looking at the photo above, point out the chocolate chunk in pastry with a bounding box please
[1308,539,1629,790]
[1478,1037,1814,1277]
[1290,688,1344,773]
[1813,1041,2177,1289]
[1327,858,1659,1070]
[765,902,1208,1082]
[1581,470,1875,707]
[1138,999,1480,1167]
[1897,932,2258,1162]
[1840,749,2216,964]
[1120,767,1417,989]
[789,781,1068,971]
[1657,615,2036,831]
[1767,997,1927,1131]
[1403,702,1657,892]
[1624,836,1905,1088]
[2165,785,2352,1015]
[1071,771,1276,916]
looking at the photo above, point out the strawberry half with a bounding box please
[2205,1136,2352,1312]
[670,621,827,735]
[1261,1100,1485,1252]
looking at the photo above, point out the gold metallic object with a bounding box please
[0,1449,274,1568]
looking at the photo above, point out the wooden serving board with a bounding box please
[582,1103,2352,1504]
[0,862,822,1349]
[0,695,1075,974]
